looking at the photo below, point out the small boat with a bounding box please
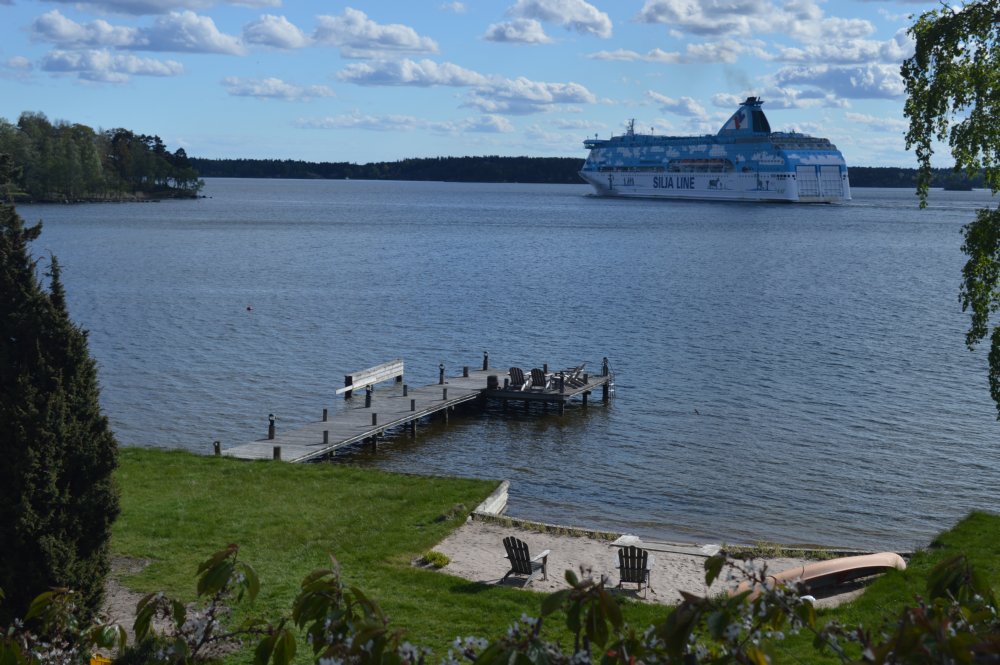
[734,551,906,598]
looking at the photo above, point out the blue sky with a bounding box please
[0,0,939,166]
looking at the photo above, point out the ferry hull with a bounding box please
[578,170,851,203]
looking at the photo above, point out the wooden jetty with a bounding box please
[222,354,613,463]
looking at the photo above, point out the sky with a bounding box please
[0,0,944,166]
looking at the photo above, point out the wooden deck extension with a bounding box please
[223,358,612,463]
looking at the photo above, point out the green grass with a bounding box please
[115,450,1000,664]
[113,449,664,661]
[771,511,1000,663]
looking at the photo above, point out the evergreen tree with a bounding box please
[0,156,120,623]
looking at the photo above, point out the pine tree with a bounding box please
[0,156,120,624]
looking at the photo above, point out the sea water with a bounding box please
[23,178,1000,550]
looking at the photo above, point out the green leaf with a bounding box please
[541,589,570,617]
[24,591,55,622]
[272,628,297,665]
[197,560,235,597]
[197,544,238,575]
[704,554,726,586]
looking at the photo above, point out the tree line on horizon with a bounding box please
[0,112,202,203]
[191,156,985,189]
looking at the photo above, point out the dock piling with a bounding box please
[483,350,489,370]
[410,398,416,411]
[403,384,408,396]
[365,386,372,408]
[439,363,445,384]
[213,440,221,456]
[322,408,328,422]
[273,446,281,461]
[463,366,469,377]
[268,414,275,440]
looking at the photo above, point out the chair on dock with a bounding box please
[617,545,653,597]
[508,367,530,391]
[562,363,587,388]
[502,536,550,586]
[529,368,551,391]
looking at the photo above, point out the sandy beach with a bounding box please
[430,518,863,608]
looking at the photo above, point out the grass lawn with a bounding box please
[771,511,1000,663]
[114,449,1000,664]
[113,449,665,662]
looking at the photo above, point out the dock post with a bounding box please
[543,363,548,373]
[372,413,378,426]
[483,350,489,370]
[365,385,372,408]
[602,358,610,402]
[559,373,565,394]
[403,384,408,396]
[439,363,445,384]
[323,430,329,444]
[463,366,469,377]
[213,440,221,456]
[268,414,275,440]
[442,387,448,400]
[272,446,281,461]
[559,400,565,415]
[343,375,353,400]
[322,408,328,422]
[410,398,416,411]
[582,391,589,407]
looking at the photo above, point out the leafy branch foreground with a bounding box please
[2,540,998,665]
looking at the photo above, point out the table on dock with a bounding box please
[223,363,612,463]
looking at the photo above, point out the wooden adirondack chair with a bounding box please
[508,367,530,391]
[529,368,551,391]
[502,536,550,585]
[617,545,653,596]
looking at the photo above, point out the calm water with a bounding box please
[23,179,1000,550]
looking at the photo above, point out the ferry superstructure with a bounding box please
[579,97,851,203]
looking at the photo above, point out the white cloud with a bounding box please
[314,8,438,58]
[223,76,334,100]
[296,112,514,134]
[45,0,279,16]
[776,28,913,65]
[637,0,774,36]
[844,111,908,133]
[507,0,612,38]
[712,88,849,111]
[31,10,140,48]
[243,15,311,49]
[587,47,680,62]
[4,56,33,71]
[440,2,467,12]
[465,76,595,115]
[484,19,553,44]
[337,59,488,87]
[130,11,245,54]
[647,92,708,119]
[774,63,905,99]
[41,48,183,81]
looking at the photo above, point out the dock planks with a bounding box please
[223,362,612,463]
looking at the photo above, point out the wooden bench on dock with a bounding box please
[336,359,404,399]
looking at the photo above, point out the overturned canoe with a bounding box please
[735,552,906,597]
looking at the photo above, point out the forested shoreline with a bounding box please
[0,112,202,203]
[191,156,984,190]
[0,108,987,200]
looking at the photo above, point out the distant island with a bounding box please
[191,156,986,190]
[0,112,202,203]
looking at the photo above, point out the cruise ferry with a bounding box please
[579,97,851,203]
